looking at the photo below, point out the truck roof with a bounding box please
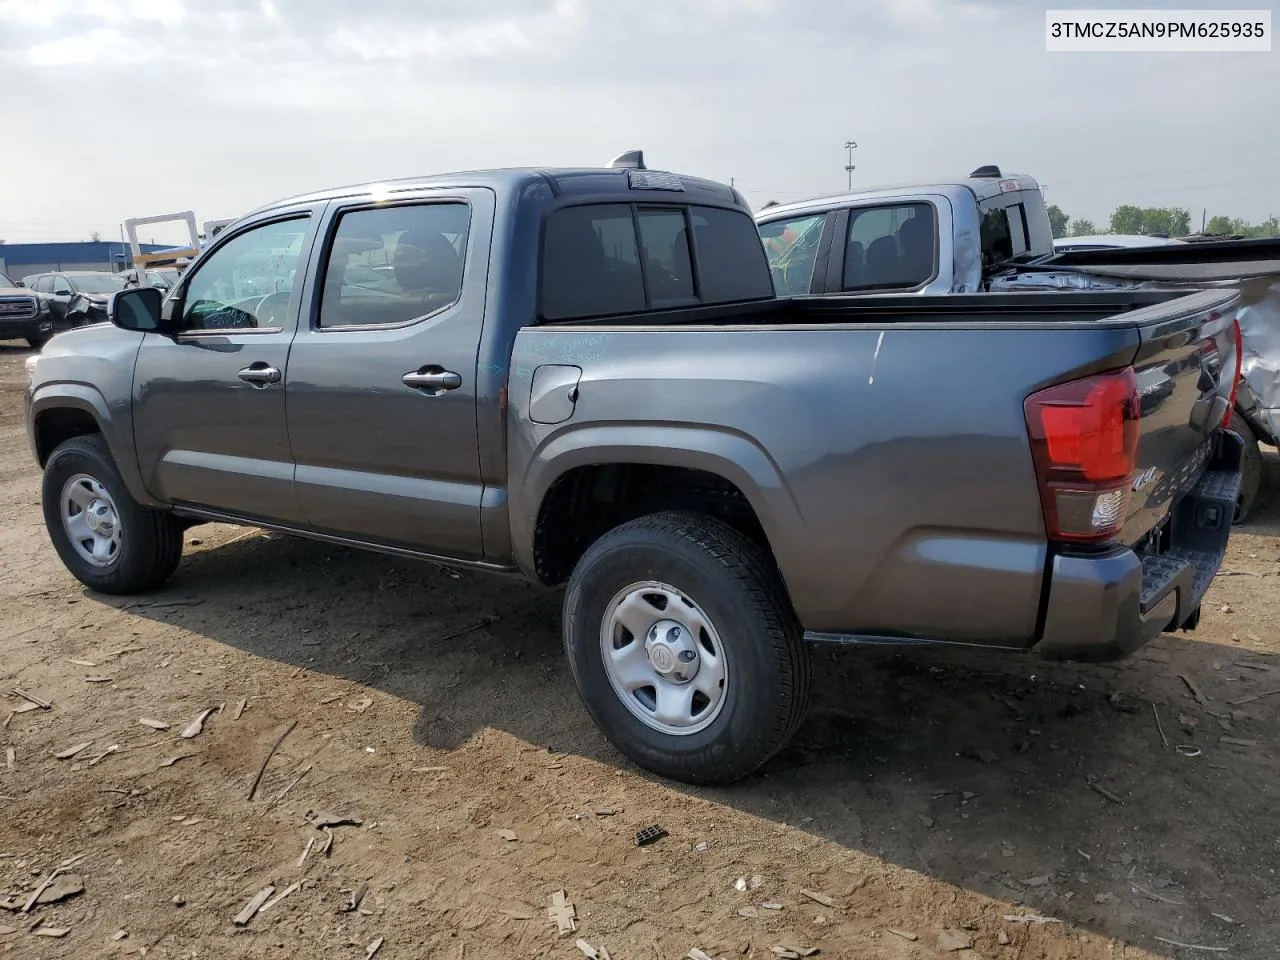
[248,167,747,219]
[757,171,1042,219]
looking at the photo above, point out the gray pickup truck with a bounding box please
[24,155,1245,785]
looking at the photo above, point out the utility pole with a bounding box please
[844,140,857,191]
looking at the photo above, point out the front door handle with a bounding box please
[402,368,462,394]
[238,363,282,386]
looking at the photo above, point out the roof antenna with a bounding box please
[609,150,646,170]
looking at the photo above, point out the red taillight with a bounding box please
[1024,367,1140,543]
[1223,316,1243,429]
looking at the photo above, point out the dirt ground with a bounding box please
[1,342,1278,960]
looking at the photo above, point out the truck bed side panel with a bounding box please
[509,323,1141,646]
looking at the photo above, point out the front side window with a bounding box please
[319,202,471,328]
[180,217,308,332]
[760,213,826,296]
[843,202,937,291]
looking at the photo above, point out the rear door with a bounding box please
[131,209,318,524]
[284,188,495,561]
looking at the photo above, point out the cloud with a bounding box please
[0,0,1275,241]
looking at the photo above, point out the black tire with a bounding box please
[41,434,184,594]
[563,511,811,785]
[26,334,50,349]
[1229,410,1263,524]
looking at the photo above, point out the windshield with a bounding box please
[70,274,128,294]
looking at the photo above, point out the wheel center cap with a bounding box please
[645,619,700,683]
[87,500,114,535]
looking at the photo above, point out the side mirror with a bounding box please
[54,288,72,297]
[12,279,23,287]
[109,287,165,332]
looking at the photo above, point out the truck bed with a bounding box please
[514,286,1241,652]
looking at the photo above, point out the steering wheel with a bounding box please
[254,291,291,328]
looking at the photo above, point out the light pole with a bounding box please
[844,140,858,191]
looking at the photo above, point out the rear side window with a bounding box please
[979,201,1030,265]
[319,202,471,328]
[540,203,772,322]
[843,202,937,291]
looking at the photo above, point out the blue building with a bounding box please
[0,241,172,283]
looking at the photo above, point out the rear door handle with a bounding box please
[402,368,462,394]
[238,363,282,386]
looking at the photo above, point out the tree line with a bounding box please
[1046,204,1279,240]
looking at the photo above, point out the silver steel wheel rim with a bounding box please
[60,473,122,568]
[600,580,730,736]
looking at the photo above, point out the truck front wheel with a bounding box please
[563,511,810,785]
[41,434,184,595]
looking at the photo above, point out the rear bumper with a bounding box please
[1033,429,1243,662]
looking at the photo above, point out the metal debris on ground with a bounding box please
[112,930,128,940]
[595,807,618,817]
[634,825,668,847]
[1152,937,1227,953]
[938,929,972,951]
[54,742,93,760]
[548,890,577,935]
[11,689,51,710]
[84,676,113,683]
[260,881,302,914]
[1003,914,1062,924]
[1230,686,1280,706]
[233,885,275,926]
[33,874,84,906]
[4,748,13,770]
[1176,745,1202,757]
[365,936,384,958]
[1151,703,1170,749]
[496,829,518,842]
[340,882,369,914]
[887,928,918,941]
[306,810,363,829]
[576,938,613,959]
[179,708,216,739]
[1086,778,1124,805]
[1220,736,1259,746]
[139,718,170,730]
[246,720,298,801]
[1210,913,1236,924]
[799,889,835,907]
[1179,675,1209,706]
[686,950,714,960]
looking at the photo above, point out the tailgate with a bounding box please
[1122,289,1241,546]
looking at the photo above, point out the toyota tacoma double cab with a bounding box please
[25,154,1245,785]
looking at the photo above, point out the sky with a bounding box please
[0,0,1276,244]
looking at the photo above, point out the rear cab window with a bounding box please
[539,202,772,322]
[843,201,938,291]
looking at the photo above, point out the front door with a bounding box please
[285,189,493,560]
[131,210,319,525]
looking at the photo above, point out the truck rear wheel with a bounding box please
[41,434,184,595]
[1228,410,1262,524]
[563,511,810,785]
